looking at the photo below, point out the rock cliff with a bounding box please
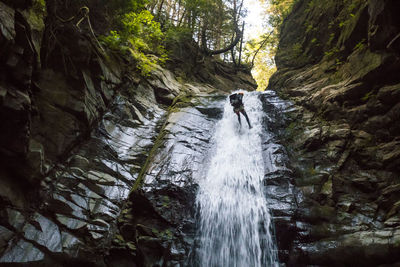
[268,0,400,265]
[0,0,256,266]
[4,0,399,266]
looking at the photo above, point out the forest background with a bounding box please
[99,0,296,89]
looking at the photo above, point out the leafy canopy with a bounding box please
[100,0,167,75]
[245,0,296,90]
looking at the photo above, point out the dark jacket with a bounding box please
[229,93,243,108]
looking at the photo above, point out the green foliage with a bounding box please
[243,0,298,89]
[324,46,339,58]
[248,0,298,90]
[305,23,315,34]
[346,0,362,13]
[161,196,170,207]
[100,9,167,76]
[100,31,122,51]
[291,42,303,58]
[327,33,336,47]
[305,0,317,12]
[151,228,173,239]
[101,0,149,15]
[165,26,193,44]
[164,229,173,238]
[354,39,366,51]
[33,0,46,14]
[244,33,277,90]
[338,20,349,28]
[266,0,298,29]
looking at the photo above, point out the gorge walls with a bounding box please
[2,0,399,266]
[0,0,257,266]
[269,0,400,265]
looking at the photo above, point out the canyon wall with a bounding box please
[0,0,256,265]
[268,0,400,265]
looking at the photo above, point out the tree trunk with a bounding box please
[201,0,242,56]
[156,0,165,20]
[238,22,245,66]
[250,31,273,68]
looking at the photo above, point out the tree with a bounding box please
[243,0,296,89]
[200,0,244,56]
[100,0,167,75]
[150,0,247,62]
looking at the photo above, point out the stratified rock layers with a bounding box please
[268,0,400,265]
[0,0,257,265]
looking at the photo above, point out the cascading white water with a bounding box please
[196,92,279,267]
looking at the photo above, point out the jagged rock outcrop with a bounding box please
[116,94,226,266]
[268,0,400,265]
[0,0,123,205]
[0,0,257,265]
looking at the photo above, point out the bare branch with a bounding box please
[251,30,274,67]
[202,0,242,56]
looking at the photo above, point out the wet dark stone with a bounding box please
[105,249,137,267]
[195,107,224,119]
[154,87,175,105]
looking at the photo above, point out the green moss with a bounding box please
[305,22,315,34]
[149,228,173,239]
[33,0,46,14]
[164,229,173,238]
[291,43,303,58]
[168,94,203,113]
[326,33,336,47]
[115,234,125,241]
[353,39,366,51]
[306,0,317,12]
[24,0,46,32]
[324,46,339,56]
[335,58,343,66]
[285,121,299,138]
[126,242,136,250]
[309,167,318,176]
[131,122,168,191]
[161,196,170,207]
[176,76,186,84]
[339,20,349,28]
[346,0,363,13]
[361,91,376,102]
[131,93,198,192]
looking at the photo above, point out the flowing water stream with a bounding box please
[195,92,279,267]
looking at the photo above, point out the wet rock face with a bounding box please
[0,0,123,198]
[269,0,400,265]
[0,81,165,265]
[117,95,225,267]
[0,3,130,261]
[259,92,300,263]
[1,1,261,264]
[0,32,236,265]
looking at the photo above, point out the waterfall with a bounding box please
[195,92,279,267]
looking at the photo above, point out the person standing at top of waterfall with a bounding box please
[229,92,252,129]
